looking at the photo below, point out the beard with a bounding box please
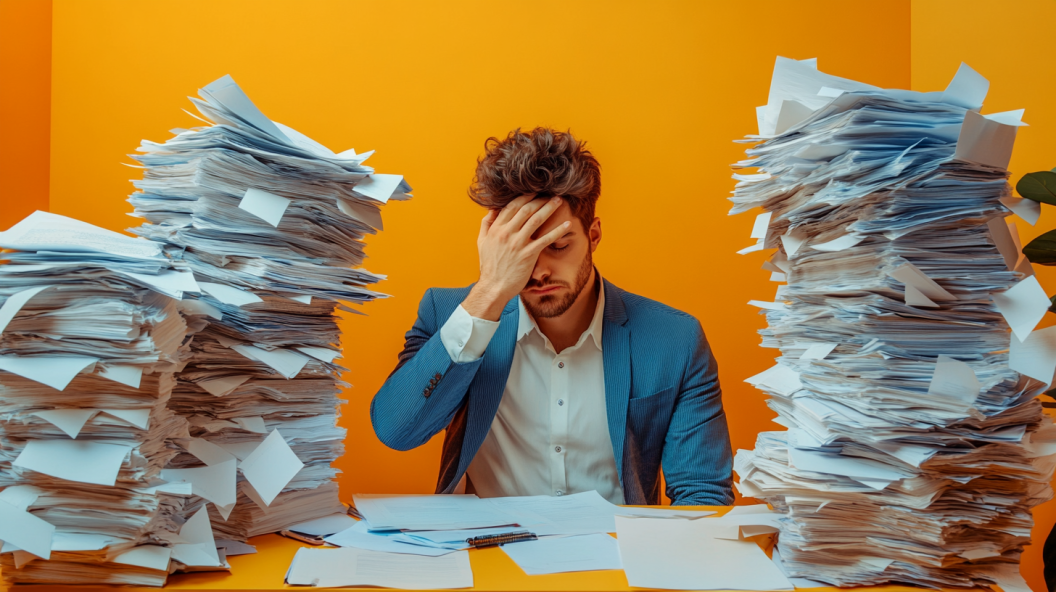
[522,250,594,319]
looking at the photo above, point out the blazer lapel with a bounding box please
[455,296,520,477]
[601,279,631,485]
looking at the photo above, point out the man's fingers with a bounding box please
[509,197,554,231]
[529,220,572,252]
[494,194,535,226]
[518,197,563,239]
[479,209,498,239]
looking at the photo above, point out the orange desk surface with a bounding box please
[0,506,942,592]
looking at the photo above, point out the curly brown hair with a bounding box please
[468,127,601,232]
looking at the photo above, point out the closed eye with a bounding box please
[549,244,568,251]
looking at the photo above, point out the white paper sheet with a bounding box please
[286,547,473,589]
[160,459,237,508]
[14,439,131,486]
[239,188,291,228]
[927,355,980,403]
[239,429,304,506]
[325,524,457,557]
[500,533,622,575]
[0,354,98,391]
[353,174,404,203]
[0,285,52,334]
[992,276,1051,341]
[615,516,792,590]
[231,344,309,379]
[97,364,143,389]
[0,499,55,560]
[288,514,357,536]
[1010,326,1056,384]
[171,506,222,567]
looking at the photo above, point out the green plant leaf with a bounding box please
[1024,229,1056,265]
[1017,171,1056,205]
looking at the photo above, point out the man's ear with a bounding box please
[589,217,602,252]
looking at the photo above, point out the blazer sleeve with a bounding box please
[370,288,486,451]
[662,320,735,506]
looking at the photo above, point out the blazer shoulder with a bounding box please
[418,284,474,323]
[619,288,703,337]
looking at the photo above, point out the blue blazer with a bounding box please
[370,278,734,506]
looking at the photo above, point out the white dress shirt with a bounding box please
[439,276,625,504]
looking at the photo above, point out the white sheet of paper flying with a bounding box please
[172,506,222,567]
[113,545,172,571]
[954,109,1026,170]
[0,285,52,334]
[615,515,792,590]
[286,547,473,589]
[197,375,251,397]
[352,494,517,531]
[0,210,162,259]
[889,262,955,302]
[239,188,291,228]
[500,533,622,575]
[800,342,838,360]
[987,217,1021,270]
[746,364,803,396]
[14,439,131,486]
[288,514,358,536]
[159,459,237,508]
[0,354,98,391]
[239,429,304,506]
[780,228,808,257]
[927,356,980,403]
[325,523,457,557]
[29,409,98,438]
[1010,326,1056,384]
[1001,195,1041,226]
[337,198,384,230]
[748,300,788,311]
[97,364,143,389]
[353,174,404,203]
[737,241,765,255]
[198,282,263,306]
[181,438,237,466]
[230,344,309,379]
[750,212,772,240]
[992,276,1051,341]
[942,62,990,109]
[0,499,55,560]
[201,75,290,143]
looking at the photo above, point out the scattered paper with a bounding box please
[14,439,131,486]
[239,429,304,506]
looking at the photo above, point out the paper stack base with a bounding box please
[1,552,169,587]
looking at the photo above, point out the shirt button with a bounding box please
[457,340,464,347]
[556,490,564,496]
[555,446,562,453]
[558,361,564,368]
[557,399,564,406]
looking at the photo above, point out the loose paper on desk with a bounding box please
[286,547,473,589]
[325,521,457,557]
[352,494,516,531]
[500,533,622,575]
[615,515,792,590]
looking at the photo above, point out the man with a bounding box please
[371,127,733,506]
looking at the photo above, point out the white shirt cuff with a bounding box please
[440,304,500,363]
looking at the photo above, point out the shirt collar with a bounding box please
[517,270,604,351]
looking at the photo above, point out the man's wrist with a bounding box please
[463,282,509,322]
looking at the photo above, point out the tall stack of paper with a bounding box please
[732,58,1055,590]
[0,212,199,585]
[129,75,409,541]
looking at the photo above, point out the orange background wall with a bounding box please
[0,0,51,230]
[6,0,1055,589]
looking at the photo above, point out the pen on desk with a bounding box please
[466,531,538,548]
[280,530,326,546]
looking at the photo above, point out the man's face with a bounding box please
[520,199,601,319]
